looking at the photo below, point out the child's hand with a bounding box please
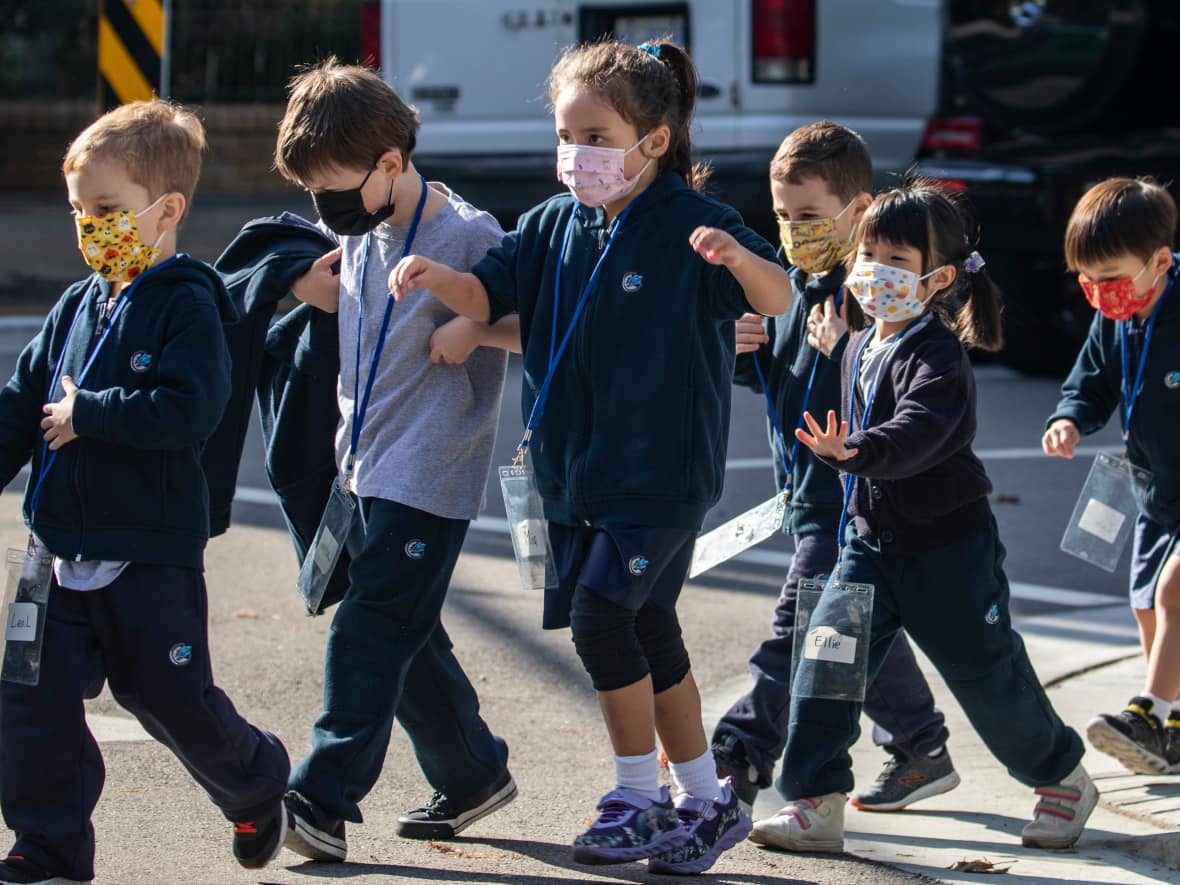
[1042,418,1080,458]
[735,313,770,354]
[806,295,850,357]
[690,226,744,268]
[389,255,444,301]
[795,409,858,461]
[41,375,79,451]
[291,247,342,313]
[429,316,483,365]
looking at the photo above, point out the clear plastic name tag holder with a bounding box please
[1060,451,1149,573]
[499,463,558,592]
[298,478,359,615]
[2,538,54,686]
[791,575,875,702]
[688,490,789,579]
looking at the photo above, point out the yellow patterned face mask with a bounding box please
[75,193,168,283]
[778,199,856,275]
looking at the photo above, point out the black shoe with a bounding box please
[711,741,760,815]
[232,801,288,869]
[1165,716,1180,775]
[1086,696,1168,774]
[284,791,347,862]
[397,769,518,839]
[0,853,89,884]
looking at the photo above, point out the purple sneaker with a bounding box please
[572,786,687,865]
[648,779,752,875]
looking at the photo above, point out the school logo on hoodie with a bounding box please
[621,272,644,293]
[628,555,650,576]
[1165,369,1180,390]
[130,351,153,373]
[405,539,427,559]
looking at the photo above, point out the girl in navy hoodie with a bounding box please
[751,183,1095,854]
[390,38,791,875]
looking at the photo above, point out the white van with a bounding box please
[364,0,942,229]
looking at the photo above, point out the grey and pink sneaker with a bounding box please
[572,786,687,865]
[648,779,752,875]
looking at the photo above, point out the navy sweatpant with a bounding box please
[0,565,290,882]
[713,531,947,784]
[288,497,506,824]
[778,521,1083,800]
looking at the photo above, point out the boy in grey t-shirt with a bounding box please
[272,59,520,863]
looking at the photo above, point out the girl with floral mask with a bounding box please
[752,183,1098,855]
[1045,177,1180,778]
[389,39,791,873]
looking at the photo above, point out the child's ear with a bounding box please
[376,149,404,179]
[850,192,872,223]
[923,264,957,300]
[158,193,186,232]
[1152,245,1173,278]
[642,124,672,159]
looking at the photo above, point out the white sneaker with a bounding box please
[748,792,845,853]
[1021,763,1098,849]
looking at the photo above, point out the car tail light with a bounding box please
[361,0,380,68]
[752,0,814,84]
[922,117,983,155]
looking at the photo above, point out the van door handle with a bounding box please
[699,81,721,99]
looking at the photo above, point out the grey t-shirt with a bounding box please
[329,182,508,520]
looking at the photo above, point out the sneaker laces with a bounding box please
[873,754,905,785]
[424,791,453,815]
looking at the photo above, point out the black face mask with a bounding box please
[311,166,396,236]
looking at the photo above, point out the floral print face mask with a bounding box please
[1078,261,1158,321]
[75,193,168,282]
[779,199,855,274]
[847,260,942,322]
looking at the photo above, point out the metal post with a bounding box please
[160,0,172,98]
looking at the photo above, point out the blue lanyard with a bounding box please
[835,315,930,557]
[513,199,641,463]
[345,176,428,475]
[751,289,842,492]
[1119,276,1172,444]
[28,257,177,516]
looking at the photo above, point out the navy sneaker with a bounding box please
[0,853,90,884]
[1166,715,1180,774]
[397,769,518,839]
[284,791,347,862]
[712,740,761,816]
[1087,696,1169,774]
[648,779,752,875]
[572,786,687,865]
[232,801,288,870]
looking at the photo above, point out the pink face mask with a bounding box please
[556,135,651,207]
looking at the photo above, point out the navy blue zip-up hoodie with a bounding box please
[821,316,993,555]
[0,255,236,569]
[473,172,777,531]
[1048,256,1180,530]
[735,265,850,536]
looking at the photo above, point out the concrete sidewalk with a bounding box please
[0,493,1176,883]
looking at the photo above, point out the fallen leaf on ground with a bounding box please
[949,858,1014,873]
[233,608,258,619]
[426,840,508,860]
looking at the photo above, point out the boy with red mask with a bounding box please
[1044,177,1180,774]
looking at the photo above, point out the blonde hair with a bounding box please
[63,99,206,214]
[275,56,420,185]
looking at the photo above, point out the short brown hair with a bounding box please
[275,57,420,185]
[770,121,872,203]
[1064,177,1177,270]
[62,99,205,212]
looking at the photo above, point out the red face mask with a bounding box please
[1078,261,1157,321]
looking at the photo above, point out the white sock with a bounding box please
[670,749,724,802]
[1140,692,1171,727]
[614,748,663,801]
[926,745,946,759]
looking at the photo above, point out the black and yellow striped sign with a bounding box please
[98,0,166,109]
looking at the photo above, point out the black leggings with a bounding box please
[569,583,691,692]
